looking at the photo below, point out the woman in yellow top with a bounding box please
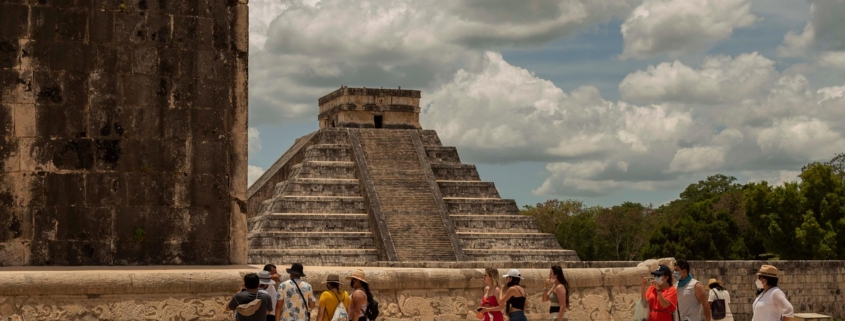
[315,274,351,321]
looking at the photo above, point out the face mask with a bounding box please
[674,271,681,280]
[655,276,663,286]
[755,279,764,289]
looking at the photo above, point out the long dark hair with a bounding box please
[352,279,374,303]
[551,265,570,307]
[506,277,521,287]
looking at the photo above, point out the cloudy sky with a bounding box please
[247,0,845,207]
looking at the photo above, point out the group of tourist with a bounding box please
[225,263,376,321]
[643,260,794,321]
[475,266,572,321]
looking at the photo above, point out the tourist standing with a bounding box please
[315,274,350,321]
[706,278,733,321]
[476,267,504,321]
[674,260,711,321]
[542,265,570,321]
[263,265,281,321]
[258,271,278,321]
[751,265,794,321]
[276,263,316,321]
[347,269,372,321]
[226,273,273,321]
[482,269,526,321]
[641,265,678,321]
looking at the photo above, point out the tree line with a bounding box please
[521,153,845,261]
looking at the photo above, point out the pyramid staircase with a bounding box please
[247,128,579,265]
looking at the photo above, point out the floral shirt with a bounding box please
[277,279,316,321]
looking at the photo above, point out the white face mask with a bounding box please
[755,279,764,289]
[655,276,663,286]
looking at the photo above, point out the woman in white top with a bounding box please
[706,278,733,321]
[752,265,794,321]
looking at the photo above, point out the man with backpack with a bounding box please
[226,273,273,321]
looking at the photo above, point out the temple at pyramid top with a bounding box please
[318,86,422,129]
[247,87,579,266]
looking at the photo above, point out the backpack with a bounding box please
[236,291,263,316]
[365,299,379,321]
[330,290,349,321]
[709,289,726,320]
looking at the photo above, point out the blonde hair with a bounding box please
[485,267,500,288]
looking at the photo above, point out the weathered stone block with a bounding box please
[55,9,88,42]
[191,108,226,141]
[132,46,159,75]
[30,240,113,265]
[114,13,147,44]
[127,173,175,206]
[0,39,19,69]
[145,13,172,45]
[187,206,229,240]
[34,206,113,242]
[0,206,31,242]
[0,4,29,40]
[192,140,228,174]
[89,10,114,43]
[85,173,126,206]
[190,174,227,207]
[29,6,60,41]
[47,138,95,170]
[0,69,34,104]
[44,173,85,206]
[121,74,156,106]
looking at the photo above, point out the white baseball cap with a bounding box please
[501,269,522,279]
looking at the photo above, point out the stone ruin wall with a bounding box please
[0,266,648,321]
[1,260,842,320]
[0,0,249,265]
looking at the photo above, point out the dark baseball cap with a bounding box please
[651,264,671,276]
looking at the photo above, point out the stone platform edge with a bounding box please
[0,265,650,296]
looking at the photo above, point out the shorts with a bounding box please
[509,311,527,321]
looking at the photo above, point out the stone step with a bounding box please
[291,161,357,179]
[437,181,500,198]
[248,249,380,266]
[249,232,375,249]
[281,178,362,197]
[430,163,481,181]
[419,130,442,146]
[247,213,369,232]
[304,144,353,162]
[317,129,350,145]
[463,249,581,262]
[450,214,538,232]
[456,232,560,249]
[261,196,366,214]
[443,198,520,215]
[425,146,461,164]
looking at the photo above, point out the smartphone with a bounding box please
[476,307,483,312]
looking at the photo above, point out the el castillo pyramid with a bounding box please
[247,87,579,265]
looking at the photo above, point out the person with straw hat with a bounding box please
[751,265,794,321]
[315,274,350,321]
[346,269,374,321]
[706,278,733,321]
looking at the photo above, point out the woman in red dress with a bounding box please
[476,267,505,321]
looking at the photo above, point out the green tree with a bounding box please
[745,161,845,259]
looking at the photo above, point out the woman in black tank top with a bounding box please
[481,269,528,321]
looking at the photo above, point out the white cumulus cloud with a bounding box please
[248,165,266,187]
[620,0,756,59]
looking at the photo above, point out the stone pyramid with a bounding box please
[247,87,579,265]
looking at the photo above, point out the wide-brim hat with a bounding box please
[501,269,522,279]
[756,265,779,278]
[286,263,306,277]
[322,274,341,284]
[707,278,722,287]
[651,264,671,276]
[345,269,368,284]
[258,271,276,285]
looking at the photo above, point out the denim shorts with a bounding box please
[509,311,527,321]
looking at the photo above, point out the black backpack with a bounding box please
[709,290,726,320]
[365,299,379,320]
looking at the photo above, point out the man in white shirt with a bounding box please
[673,260,711,321]
[276,263,316,321]
[258,270,278,321]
